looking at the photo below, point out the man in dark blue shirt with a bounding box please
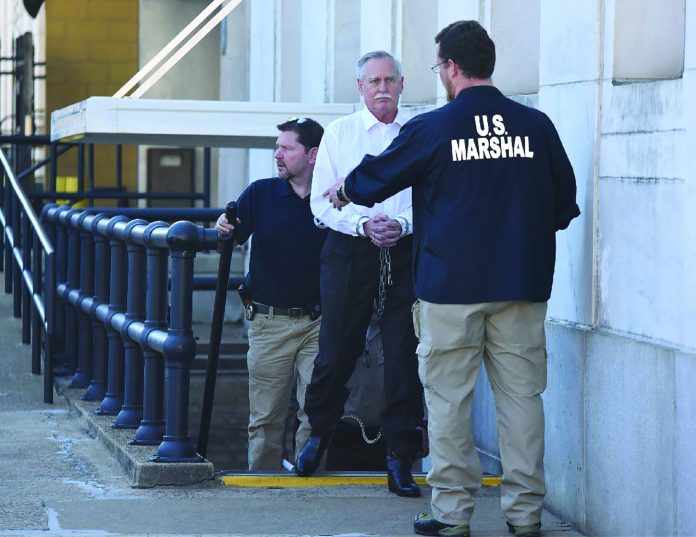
[216,117,327,470]
[328,21,580,537]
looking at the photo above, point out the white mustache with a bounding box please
[375,93,392,100]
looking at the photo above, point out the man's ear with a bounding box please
[357,78,365,96]
[308,146,319,164]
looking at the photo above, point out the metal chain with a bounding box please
[340,414,382,444]
[377,246,392,318]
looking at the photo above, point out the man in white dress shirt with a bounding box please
[295,51,425,498]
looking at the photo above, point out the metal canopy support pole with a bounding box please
[203,147,211,208]
[115,145,123,192]
[87,144,94,207]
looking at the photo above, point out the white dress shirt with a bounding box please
[310,106,413,237]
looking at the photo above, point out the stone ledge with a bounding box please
[55,379,216,488]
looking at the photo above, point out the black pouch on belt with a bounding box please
[237,284,255,320]
[308,303,321,321]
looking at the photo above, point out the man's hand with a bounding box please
[322,179,349,210]
[215,213,240,235]
[363,214,402,248]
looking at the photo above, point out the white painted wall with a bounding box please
[213,3,696,534]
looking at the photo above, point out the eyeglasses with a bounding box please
[286,117,308,124]
[430,60,447,73]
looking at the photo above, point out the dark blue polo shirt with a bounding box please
[234,177,327,308]
[344,85,580,305]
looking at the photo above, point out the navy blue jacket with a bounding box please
[234,178,327,308]
[344,86,580,304]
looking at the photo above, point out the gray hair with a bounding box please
[356,50,402,79]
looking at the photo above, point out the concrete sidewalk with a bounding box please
[0,291,585,537]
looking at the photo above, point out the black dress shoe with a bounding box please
[386,455,421,497]
[295,435,329,476]
[414,512,470,536]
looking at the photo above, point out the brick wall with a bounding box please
[46,0,138,199]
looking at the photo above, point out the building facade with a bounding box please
[1,1,693,535]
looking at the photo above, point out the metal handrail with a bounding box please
[0,150,54,254]
[0,146,56,404]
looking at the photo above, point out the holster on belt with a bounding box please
[237,284,255,320]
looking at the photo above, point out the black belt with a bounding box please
[252,302,307,318]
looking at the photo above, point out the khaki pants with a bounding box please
[412,300,547,526]
[247,311,320,470]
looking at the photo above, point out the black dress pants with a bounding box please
[304,231,424,458]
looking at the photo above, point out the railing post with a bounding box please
[44,250,56,404]
[113,219,147,429]
[0,167,4,274]
[153,221,206,462]
[83,214,110,401]
[132,221,169,445]
[52,206,68,374]
[21,211,31,344]
[70,211,93,388]
[3,182,11,294]
[31,225,42,374]
[12,188,21,318]
[63,209,80,377]
[96,215,129,415]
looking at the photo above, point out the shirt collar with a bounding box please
[277,177,311,200]
[277,178,295,197]
[360,105,407,131]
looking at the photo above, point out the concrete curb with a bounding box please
[55,379,216,488]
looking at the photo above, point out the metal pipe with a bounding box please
[203,147,211,208]
[77,145,84,192]
[153,221,203,462]
[44,251,55,404]
[113,219,147,429]
[132,221,169,445]
[82,214,110,401]
[70,212,94,388]
[87,144,94,208]
[115,145,122,191]
[95,215,129,415]
[21,211,31,344]
[31,228,42,374]
[63,213,80,377]
[12,186,22,318]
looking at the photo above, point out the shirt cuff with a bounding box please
[355,216,370,237]
[395,216,410,237]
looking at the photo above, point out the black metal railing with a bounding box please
[0,147,56,403]
[44,205,235,461]
[0,135,241,462]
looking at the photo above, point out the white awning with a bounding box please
[50,97,357,148]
